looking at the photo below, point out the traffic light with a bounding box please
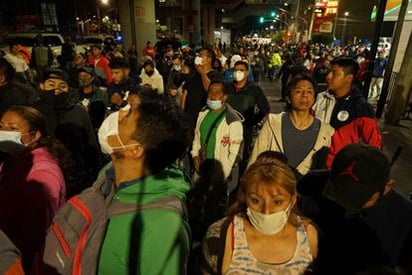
[271,11,276,17]
[259,16,264,23]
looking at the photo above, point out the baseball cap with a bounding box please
[42,69,69,83]
[230,54,242,69]
[78,66,94,76]
[323,144,390,211]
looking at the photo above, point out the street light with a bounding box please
[341,11,349,44]
[273,18,290,31]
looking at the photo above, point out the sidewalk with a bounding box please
[259,79,412,197]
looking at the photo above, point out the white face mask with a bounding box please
[194,56,203,66]
[98,111,119,154]
[233,70,245,82]
[0,130,23,144]
[246,203,292,235]
[0,130,34,153]
[98,106,139,155]
[206,99,223,110]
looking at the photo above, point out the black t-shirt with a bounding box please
[183,70,223,128]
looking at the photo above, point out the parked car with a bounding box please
[76,35,120,54]
[5,33,64,57]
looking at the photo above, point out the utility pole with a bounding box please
[362,0,388,99]
[384,5,412,124]
[376,0,409,119]
[294,0,300,42]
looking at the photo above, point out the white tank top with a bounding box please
[226,215,313,275]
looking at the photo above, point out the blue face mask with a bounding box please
[206,99,223,110]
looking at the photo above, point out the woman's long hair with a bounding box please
[5,105,72,181]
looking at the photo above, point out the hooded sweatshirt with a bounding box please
[98,165,190,275]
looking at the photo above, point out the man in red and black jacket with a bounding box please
[323,57,382,167]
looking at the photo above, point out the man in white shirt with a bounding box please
[139,60,164,94]
[4,42,31,82]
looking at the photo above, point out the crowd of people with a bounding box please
[0,35,411,275]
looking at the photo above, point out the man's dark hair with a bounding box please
[133,91,192,173]
[0,58,14,81]
[8,40,18,49]
[202,47,216,64]
[91,44,102,51]
[285,73,317,111]
[234,60,249,71]
[208,80,228,95]
[286,72,317,97]
[331,57,359,78]
[109,58,130,69]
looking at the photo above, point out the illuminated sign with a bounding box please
[371,0,412,20]
[315,2,327,8]
[327,1,338,8]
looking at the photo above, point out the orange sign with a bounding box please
[386,0,402,11]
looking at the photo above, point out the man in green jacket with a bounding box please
[97,90,193,274]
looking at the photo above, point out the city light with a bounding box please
[259,17,264,23]
[271,12,276,17]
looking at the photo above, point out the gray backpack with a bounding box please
[42,176,186,275]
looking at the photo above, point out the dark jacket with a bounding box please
[0,81,34,116]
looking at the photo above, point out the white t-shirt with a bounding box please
[4,53,29,73]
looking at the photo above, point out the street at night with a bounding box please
[0,0,412,274]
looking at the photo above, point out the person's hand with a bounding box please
[193,156,201,173]
[195,64,208,75]
[167,88,178,97]
[143,83,152,89]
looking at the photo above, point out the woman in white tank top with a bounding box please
[202,157,318,274]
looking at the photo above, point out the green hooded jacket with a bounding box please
[98,165,191,275]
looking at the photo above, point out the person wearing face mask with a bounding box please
[34,68,100,197]
[139,60,164,94]
[156,46,174,87]
[201,158,318,274]
[93,90,193,274]
[0,105,71,273]
[190,81,244,241]
[181,48,223,131]
[223,54,254,84]
[74,66,109,128]
[226,60,270,176]
[166,54,185,100]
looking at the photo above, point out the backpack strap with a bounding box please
[108,195,188,219]
[203,111,226,149]
[216,216,234,275]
